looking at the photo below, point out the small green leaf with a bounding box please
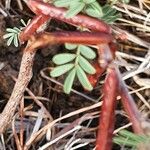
[65,2,85,18]
[64,68,76,94]
[101,5,120,24]
[54,0,74,7]
[52,53,76,65]
[119,130,146,142]
[78,56,96,74]
[13,27,21,32]
[65,43,78,50]
[102,5,116,15]
[14,34,19,47]
[113,137,138,147]
[76,66,93,91]
[78,45,96,59]
[20,19,27,27]
[6,28,19,34]
[3,33,15,39]
[87,2,103,17]
[50,63,74,77]
[54,0,80,7]
[83,0,96,4]
[7,36,14,46]
[85,6,102,18]
[103,14,121,24]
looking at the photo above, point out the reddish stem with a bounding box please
[26,31,113,51]
[96,67,118,150]
[24,0,111,33]
[19,15,50,43]
[87,62,105,87]
[97,44,113,68]
[116,70,144,134]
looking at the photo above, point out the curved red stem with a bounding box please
[24,0,111,33]
[116,69,144,134]
[96,67,118,150]
[19,15,50,43]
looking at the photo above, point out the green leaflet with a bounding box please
[119,130,146,142]
[3,33,15,39]
[64,68,76,94]
[3,19,29,47]
[76,66,93,91]
[65,2,85,18]
[85,6,102,18]
[103,14,121,24]
[78,45,96,59]
[6,28,20,34]
[7,36,14,46]
[52,53,76,65]
[113,137,139,147]
[50,63,74,77]
[65,43,78,50]
[54,0,79,7]
[78,56,96,74]
[85,2,103,18]
[14,34,19,47]
[83,0,96,4]
[113,129,150,148]
[101,5,120,24]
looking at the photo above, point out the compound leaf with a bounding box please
[76,66,93,91]
[52,53,76,65]
[78,56,96,74]
[64,68,76,94]
[50,63,74,77]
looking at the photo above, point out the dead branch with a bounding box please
[0,41,36,133]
